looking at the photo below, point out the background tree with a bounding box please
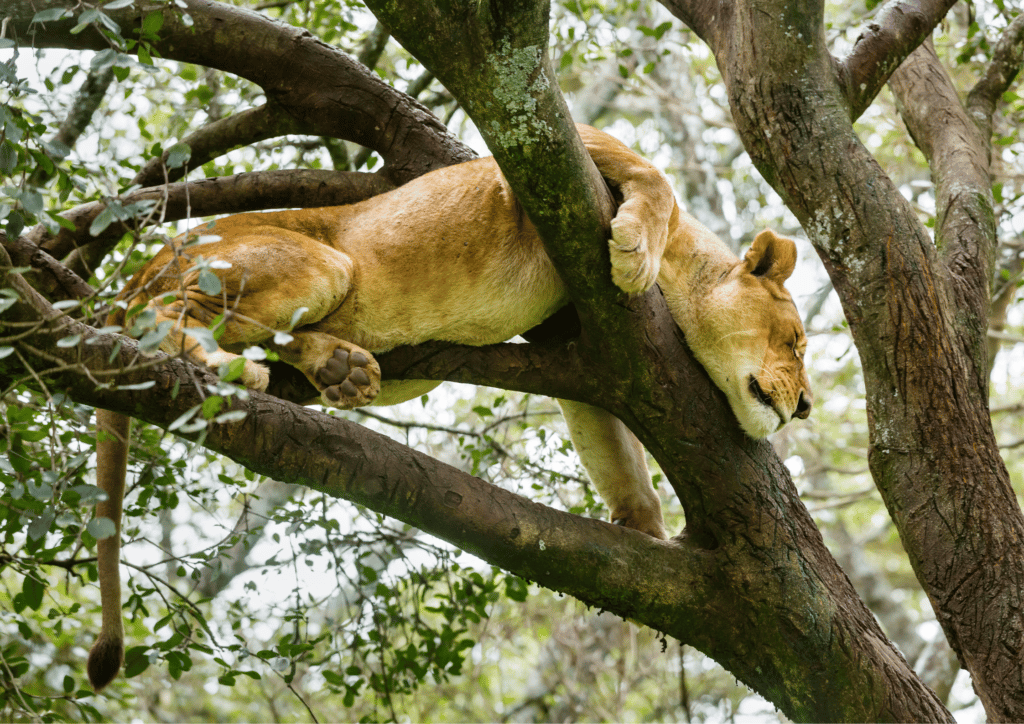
[1,0,1022,721]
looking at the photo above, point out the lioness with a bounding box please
[88,125,811,690]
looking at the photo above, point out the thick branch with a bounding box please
[840,0,959,119]
[2,233,94,302]
[715,0,1024,718]
[9,0,475,184]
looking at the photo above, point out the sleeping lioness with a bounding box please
[89,125,811,690]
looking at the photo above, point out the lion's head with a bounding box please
[685,229,813,439]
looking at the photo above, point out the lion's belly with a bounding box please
[318,256,569,353]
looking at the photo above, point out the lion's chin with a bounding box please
[733,379,787,439]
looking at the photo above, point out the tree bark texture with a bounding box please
[659,0,1024,718]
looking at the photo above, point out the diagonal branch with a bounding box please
[966,13,1024,140]
[889,39,995,346]
[839,0,959,120]
[131,103,312,188]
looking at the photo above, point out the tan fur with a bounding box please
[87,125,811,690]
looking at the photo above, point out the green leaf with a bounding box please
[139,321,172,352]
[87,517,117,540]
[124,646,151,678]
[89,206,116,236]
[22,576,44,611]
[0,143,17,174]
[183,325,217,352]
[504,575,529,602]
[221,356,247,382]
[28,509,56,540]
[213,409,247,426]
[322,669,345,686]
[165,142,191,169]
[115,380,157,391]
[142,10,164,36]
[202,395,224,419]
[21,190,43,215]
[31,8,71,23]
[197,269,221,296]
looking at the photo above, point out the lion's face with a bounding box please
[688,230,813,439]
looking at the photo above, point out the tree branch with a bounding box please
[889,39,995,347]
[31,169,394,278]
[966,13,1024,140]
[712,0,1024,717]
[839,0,959,120]
[2,232,94,302]
[131,103,312,188]
[9,0,475,184]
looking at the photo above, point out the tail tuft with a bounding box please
[87,635,124,691]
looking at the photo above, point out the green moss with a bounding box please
[485,39,553,149]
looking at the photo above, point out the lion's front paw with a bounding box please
[314,347,381,408]
[609,213,661,294]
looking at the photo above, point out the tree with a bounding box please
[1,0,1022,721]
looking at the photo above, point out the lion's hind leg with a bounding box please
[269,332,381,409]
[133,231,357,394]
[139,291,273,392]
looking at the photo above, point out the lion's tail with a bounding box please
[88,409,130,691]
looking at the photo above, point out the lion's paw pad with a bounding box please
[315,348,378,406]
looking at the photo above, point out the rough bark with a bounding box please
[658,0,1024,718]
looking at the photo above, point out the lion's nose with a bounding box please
[793,390,812,419]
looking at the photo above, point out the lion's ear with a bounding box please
[743,229,797,283]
